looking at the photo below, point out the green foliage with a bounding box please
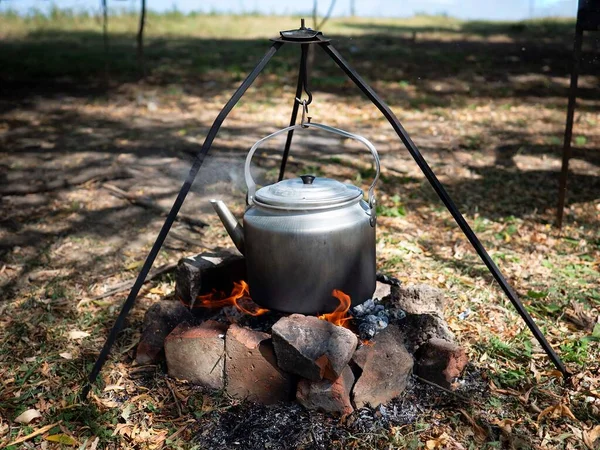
[377,195,407,217]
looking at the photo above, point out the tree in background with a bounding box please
[137,0,146,75]
[100,0,146,78]
[312,0,337,30]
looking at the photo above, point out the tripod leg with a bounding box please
[557,26,583,228]
[81,41,283,399]
[319,41,568,376]
[278,44,309,181]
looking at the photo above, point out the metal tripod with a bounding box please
[82,21,567,398]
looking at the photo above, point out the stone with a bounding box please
[296,365,355,415]
[136,300,194,365]
[272,314,358,381]
[352,325,414,409]
[164,321,227,389]
[225,324,293,404]
[175,251,245,307]
[392,284,445,316]
[373,281,392,302]
[352,343,370,370]
[414,338,469,389]
[399,313,455,353]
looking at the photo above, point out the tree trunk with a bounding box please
[102,0,109,83]
[137,0,146,77]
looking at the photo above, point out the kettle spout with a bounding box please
[210,200,245,255]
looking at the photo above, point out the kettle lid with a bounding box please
[254,174,362,210]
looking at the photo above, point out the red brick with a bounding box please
[136,300,193,365]
[352,325,413,409]
[225,324,294,404]
[296,365,355,415]
[415,338,468,389]
[164,321,227,389]
[272,314,358,381]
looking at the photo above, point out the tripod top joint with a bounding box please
[273,18,330,44]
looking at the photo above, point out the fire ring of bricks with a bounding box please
[136,250,469,415]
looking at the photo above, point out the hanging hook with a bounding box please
[295,97,309,127]
[300,44,313,106]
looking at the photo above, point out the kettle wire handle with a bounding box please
[244,122,380,225]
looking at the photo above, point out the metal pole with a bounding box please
[319,40,568,376]
[278,44,309,181]
[81,41,283,399]
[557,25,584,229]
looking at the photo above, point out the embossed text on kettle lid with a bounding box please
[254,176,362,209]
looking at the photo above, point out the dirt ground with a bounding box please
[1,14,599,449]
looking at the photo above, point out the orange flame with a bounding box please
[195,280,269,317]
[318,289,352,328]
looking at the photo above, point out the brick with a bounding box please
[415,338,468,389]
[391,284,446,316]
[225,324,293,404]
[175,251,245,307]
[272,314,358,381]
[296,365,355,415]
[352,325,413,409]
[165,321,227,389]
[399,313,455,353]
[136,300,193,365]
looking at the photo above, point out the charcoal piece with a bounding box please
[376,272,402,287]
[358,322,377,340]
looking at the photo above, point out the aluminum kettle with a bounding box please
[211,122,380,314]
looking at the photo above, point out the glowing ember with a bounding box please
[319,289,352,328]
[195,280,269,317]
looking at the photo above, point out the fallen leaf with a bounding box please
[46,434,77,445]
[426,433,449,449]
[89,437,100,450]
[68,330,90,340]
[121,404,133,421]
[90,393,119,409]
[59,352,73,360]
[14,409,42,424]
[583,425,600,449]
[459,409,487,442]
[103,384,125,392]
[538,403,578,423]
[518,386,534,404]
[493,418,521,434]
[125,261,143,271]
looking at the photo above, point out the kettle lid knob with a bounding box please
[300,174,316,185]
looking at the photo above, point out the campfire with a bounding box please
[137,251,469,416]
[194,280,269,317]
[318,290,352,329]
[193,281,353,328]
